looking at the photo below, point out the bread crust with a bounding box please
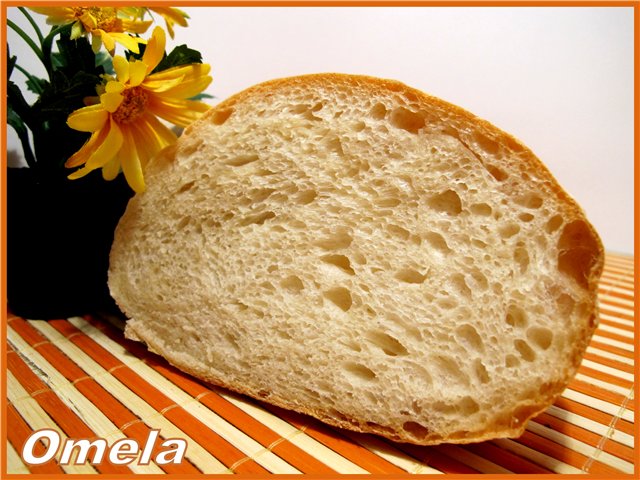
[114,73,604,445]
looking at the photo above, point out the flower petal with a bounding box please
[147,97,210,128]
[29,7,72,17]
[128,60,148,87]
[112,56,129,83]
[142,26,166,74]
[68,165,94,180]
[109,32,146,54]
[85,119,124,170]
[131,113,177,164]
[101,154,121,181]
[67,104,109,132]
[151,74,212,99]
[121,18,152,34]
[70,21,85,39]
[65,128,106,168]
[78,11,97,30]
[147,63,211,82]
[118,128,145,192]
[142,74,185,93]
[101,91,124,113]
[105,81,125,94]
[99,31,116,54]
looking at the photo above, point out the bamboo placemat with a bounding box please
[5,252,636,475]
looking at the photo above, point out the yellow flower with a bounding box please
[149,7,189,38]
[65,27,212,192]
[123,7,189,38]
[30,7,151,54]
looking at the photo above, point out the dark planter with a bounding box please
[7,167,134,319]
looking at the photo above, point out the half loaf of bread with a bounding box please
[109,73,604,445]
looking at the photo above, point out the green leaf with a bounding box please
[7,106,36,168]
[153,44,203,74]
[26,75,48,95]
[95,50,114,75]
[189,92,214,101]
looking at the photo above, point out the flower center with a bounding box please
[74,7,121,32]
[112,87,148,124]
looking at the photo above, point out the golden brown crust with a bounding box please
[121,73,604,445]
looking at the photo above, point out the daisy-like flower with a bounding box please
[30,6,151,54]
[123,6,189,38]
[65,26,212,192]
[149,7,189,38]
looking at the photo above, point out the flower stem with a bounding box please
[18,7,44,44]
[7,19,44,63]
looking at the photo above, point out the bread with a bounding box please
[109,73,604,445]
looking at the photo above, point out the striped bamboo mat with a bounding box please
[5,253,636,475]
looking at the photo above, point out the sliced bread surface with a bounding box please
[109,73,604,445]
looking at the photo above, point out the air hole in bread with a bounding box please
[211,108,233,125]
[516,192,544,209]
[450,273,471,298]
[177,180,196,194]
[437,297,458,310]
[239,210,276,226]
[395,268,426,284]
[249,188,276,203]
[557,220,600,289]
[343,362,376,381]
[365,330,409,356]
[505,354,520,368]
[342,339,362,352]
[473,359,490,384]
[277,329,293,340]
[468,269,488,290]
[400,421,429,441]
[390,107,425,134]
[223,333,241,353]
[323,287,353,311]
[224,154,260,167]
[366,422,396,435]
[505,305,527,329]
[459,396,480,415]
[280,275,304,293]
[513,246,530,274]
[456,324,484,352]
[485,163,508,182]
[473,132,500,154]
[472,239,488,249]
[427,190,462,215]
[514,339,536,362]
[526,327,553,350]
[499,223,520,239]
[424,231,451,254]
[387,224,410,240]
[519,213,535,222]
[546,214,564,233]
[321,254,355,275]
[470,203,492,216]
[434,355,469,385]
[369,102,387,120]
[315,230,353,250]
[555,293,575,316]
[352,121,366,132]
[323,135,344,155]
[374,197,402,208]
[290,103,323,121]
[176,216,191,230]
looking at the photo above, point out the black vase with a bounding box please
[7,167,134,319]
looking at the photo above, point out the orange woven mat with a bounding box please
[5,253,635,475]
